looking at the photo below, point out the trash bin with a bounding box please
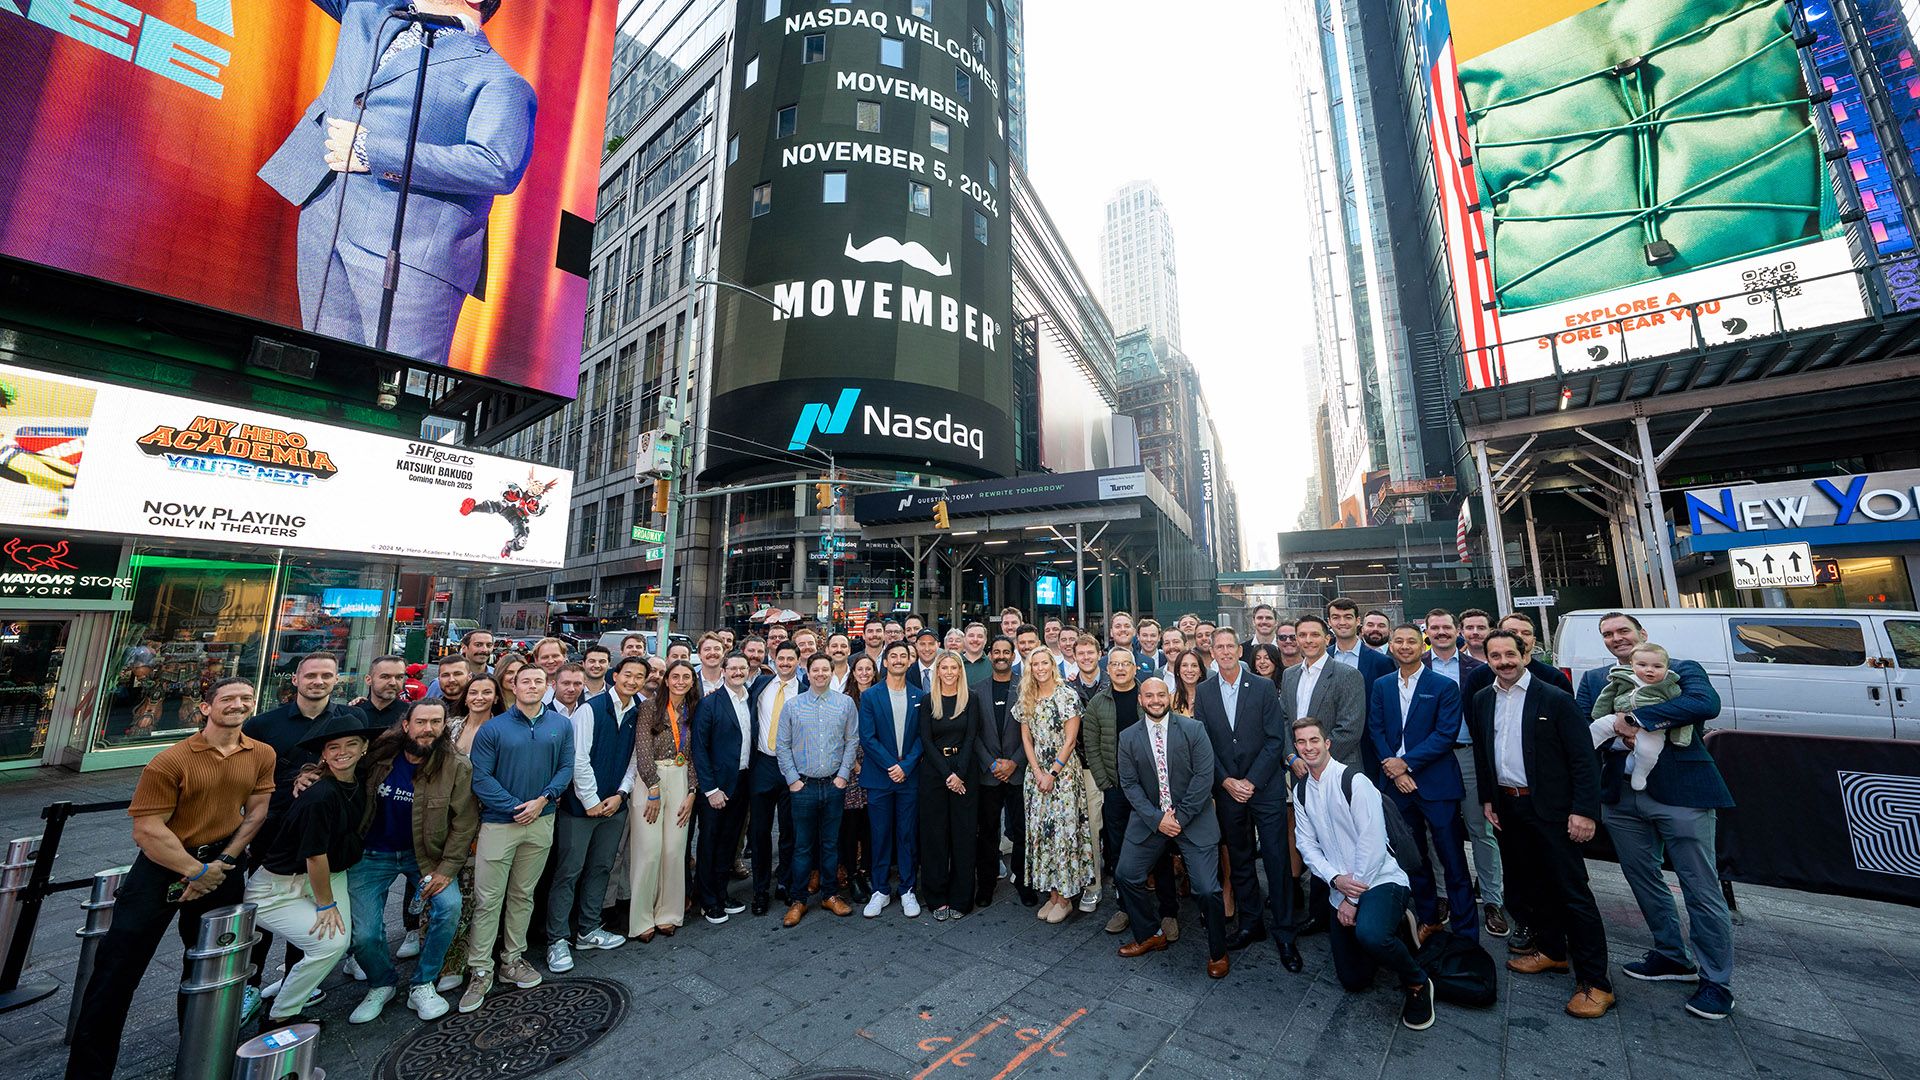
[236,1021,324,1080]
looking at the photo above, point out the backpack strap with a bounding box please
[1339,763,1357,805]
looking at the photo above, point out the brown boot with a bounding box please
[1566,985,1616,1018]
[781,902,808,929]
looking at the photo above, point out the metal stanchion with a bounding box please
[176,903,258,1080]
[0,835,55,1009]
[64,864,128,1045]
[235,1021,324,1080]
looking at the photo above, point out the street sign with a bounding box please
[1729,542,1816,589]
[643,545,665,561]
[652,596,676,614]
[1514,594,1556,608]
[631,525,666,544]
[433,591,451,602]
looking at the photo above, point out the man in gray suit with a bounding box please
[259,0,537,366]
[1114,677,1230,979]
[1279,614,1366,933]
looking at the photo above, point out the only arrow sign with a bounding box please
[1736,559,1755,574]
[1788,551,1804,571]
[1762,554,1776,572]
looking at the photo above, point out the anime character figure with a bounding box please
[460,470,559,558]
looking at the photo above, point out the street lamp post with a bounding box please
[655,275,786,643]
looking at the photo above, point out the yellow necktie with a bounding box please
[770,682,786,749]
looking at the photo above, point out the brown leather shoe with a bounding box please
[1118,934,1168,958]
[1207,954,1231,979]
[1417,922,1444,946]
[822,895,854,917]
[781,902,807,929]
[1507,951,1572,975]
[1566,985,1616,1018]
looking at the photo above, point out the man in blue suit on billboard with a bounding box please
[258,0,537,366]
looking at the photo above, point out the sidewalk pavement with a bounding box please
[1,765,1915,1079]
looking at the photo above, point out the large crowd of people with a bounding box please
[66,602,1736,1076]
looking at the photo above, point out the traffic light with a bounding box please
[652,478,670,515]
[932,499,951,529]
[815,482,833,511]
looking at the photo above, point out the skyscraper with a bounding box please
[1098,180,1183,351]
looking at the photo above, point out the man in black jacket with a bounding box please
[1471,630,1612,1020]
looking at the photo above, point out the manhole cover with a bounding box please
[376,977,627,1080]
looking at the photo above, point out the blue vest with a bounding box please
[561,692,639,816]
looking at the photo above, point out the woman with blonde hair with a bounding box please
[1016,643,1094,924]
[917,651,984,920]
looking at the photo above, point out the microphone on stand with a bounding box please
[398,7,467,29]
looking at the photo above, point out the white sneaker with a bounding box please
[408,983,450,1021]
[1077,891,1099,913]
[546,940,574,973]
[348,985,394,1024]
[576,928,626,951]
[435,972,464,993]
[396,929,422,959]
[863,892,890,918]
[344,955,368,981]
[900,891,921,918]
[260,975,284,1000]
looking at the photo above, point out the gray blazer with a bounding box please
[1116,714,1220,848]
[1280,659,1367,767]
[258,0,537,300]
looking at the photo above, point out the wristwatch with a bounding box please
[216,853,240,867]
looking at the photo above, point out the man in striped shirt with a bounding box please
[777,654,860,926]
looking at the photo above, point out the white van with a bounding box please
[1553,608,1920,741]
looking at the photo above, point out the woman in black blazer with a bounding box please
[917,651,984,920]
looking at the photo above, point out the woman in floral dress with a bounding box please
[1017,651,1093,923]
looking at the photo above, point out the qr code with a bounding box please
[1742,261,1802,305]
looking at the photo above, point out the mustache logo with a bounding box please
[843,234,953,277]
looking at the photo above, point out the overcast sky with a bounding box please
[1023,1,1319,570]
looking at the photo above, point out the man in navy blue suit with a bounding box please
[1327,598,1394,779]
[259,0,536,365]
[858,641,926,918]
[1372,624,1476,943]
[691,653,756,924]
[1193,628,1302,972]
[1576,612,1735,1021]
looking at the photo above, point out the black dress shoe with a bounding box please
[852,874,873,900]
[1227,922,1269,951]
[775,885,791,905]
[752,895,770,917]
[1296,915,1329,937]
[1018,885,1040,907]
[975,890,994,908]
[1278,941,1304,973]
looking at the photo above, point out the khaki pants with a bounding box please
[1078,766,1103,902]
[466,815,555,972]
[244,869,350,1019]
[627,763,692,933]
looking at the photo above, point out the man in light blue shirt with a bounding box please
[777,655,860,926]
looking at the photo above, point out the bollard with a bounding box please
[176,903,259,1080]
[64,865,128,1046]
[235,1022,324,1080]
[0,836,42,979]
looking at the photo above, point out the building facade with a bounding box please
[1098,180,1184,351]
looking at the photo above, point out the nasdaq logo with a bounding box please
[787,389,861,450]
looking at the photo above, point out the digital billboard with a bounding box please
[704,0,1015,480]
[0,0,617,399]
[1420,0,1872,389]
[0,362,573,566]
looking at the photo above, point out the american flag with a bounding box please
[1418,0,1504,390]
[1456,497,1473,564]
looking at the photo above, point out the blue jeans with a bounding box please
[1604,788,1733,986]
[347,848,461,988]
[788,778,846,902]
[1326,882,1425,991]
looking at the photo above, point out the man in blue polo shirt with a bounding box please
[460,663,572,1013]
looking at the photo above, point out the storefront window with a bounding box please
[266,562,400,705]
[1776,556,1915,610]
[0,620,68,764]
[93,550,277,752]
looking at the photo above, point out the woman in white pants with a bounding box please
[627,660,700,940]
[245,711,383,1024]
